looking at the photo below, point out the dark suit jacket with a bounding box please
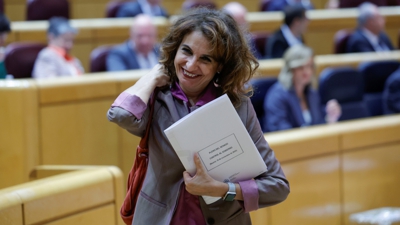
[346,29,394,53]
[106,41,159,71]
[267,0,314,11]
[116,1,168,18]
[383,68,400,114]
[265,29,296,59]
[263,82,325,132]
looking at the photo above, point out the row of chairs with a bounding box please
[252,29,400,59]
[12,0,400,21]
[251,60,400,132]
[3,42,112,78]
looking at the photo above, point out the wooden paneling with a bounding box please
[0,80,39,189]
[40,99,119,166]
[36,75,118,104]
[0,166,124,225]
[0,193,23,225]
[7,7,400,72]
[44,204,116,225]
[265,124,340,162]
[270,155,342,225]
[22,169,114,224]
[257,50,400,78]
[342,144,400,225]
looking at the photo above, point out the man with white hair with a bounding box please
[222,2,262,58]
[346,2,394,53]
[106,14,159,71]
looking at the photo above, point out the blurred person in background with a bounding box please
[116,0,168,18]
[266,0,314,11]
[222,2,262,59]
[383,67,400,114]
[182,0,217,11]
[0,12,11,79]
[265,4,309,59]
[264,45,341,132]
[32,17,84,78]
[346,2,394,53]
[106,14,159,71]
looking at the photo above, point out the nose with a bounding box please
[186,56,197,70]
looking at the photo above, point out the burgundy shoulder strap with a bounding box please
[138,88,159,149]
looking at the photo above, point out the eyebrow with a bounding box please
[181,44,215,60]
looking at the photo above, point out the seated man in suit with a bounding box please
[32,17,84,79]
[346,2,394,53]
[265,4,309,59]
[383,67,400,114]
[107,14,159,71]
[267,0,314,11]
[116,0,168,18]
[222,2,262,59]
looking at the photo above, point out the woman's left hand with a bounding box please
[183,153,226,197]
[325,99,342,123]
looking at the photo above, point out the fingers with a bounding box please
[183,171,192,182]
[193,153,205,174]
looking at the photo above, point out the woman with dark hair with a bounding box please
[107,8,289,225]
[0,12,11,79]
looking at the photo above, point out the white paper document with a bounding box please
[164,94,267,204]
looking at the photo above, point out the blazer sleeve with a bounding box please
[241,97,290,210]
[264,86,294,132]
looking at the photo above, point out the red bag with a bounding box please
[120,90,158,225]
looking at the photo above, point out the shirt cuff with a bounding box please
[238,180,259,213]
[111,92,147,119]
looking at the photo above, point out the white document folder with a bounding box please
[164,94,267,204]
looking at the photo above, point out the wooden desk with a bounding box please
[0,165,124,225]
[256,50,400,78]
[7,7,400,72]
[254,115,400,225]
[8,17,169,73]
[0,73,399,225]
[248,6,400,55]
[5,0,263,21]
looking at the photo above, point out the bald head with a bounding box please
[358,2,385,35]
[130,14,157,55]
[222,2,248,29]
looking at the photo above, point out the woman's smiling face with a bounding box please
[174,30,221,101]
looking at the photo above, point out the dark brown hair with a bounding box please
[159,8,259,107]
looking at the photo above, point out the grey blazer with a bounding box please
[107,88,290,225]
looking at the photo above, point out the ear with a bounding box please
[217,64,223,73]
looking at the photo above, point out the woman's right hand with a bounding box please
[148,64,170,88]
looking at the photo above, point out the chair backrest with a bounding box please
[27,0,69,21]
[339,0,387,8]
[105,0,126,18]
[249,77,278,132]
[398,29,400,49]
[252,31,270,58]
[4,42,46,78]
[260,0,272,11]
[358,60,400,93]
[319,67,370,120]
[89,45,114,73]
[333,29,353,54]
[0,0,4,13]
